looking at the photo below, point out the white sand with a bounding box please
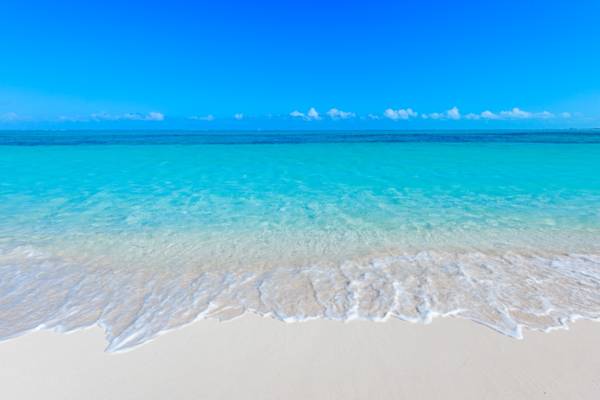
[1,316,599,399]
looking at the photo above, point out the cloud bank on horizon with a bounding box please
[0,106,579,128]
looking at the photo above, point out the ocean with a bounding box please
[1,130,599,351]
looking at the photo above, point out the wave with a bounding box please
[1,244,600,352]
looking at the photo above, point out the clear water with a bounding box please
[1,130,600,351]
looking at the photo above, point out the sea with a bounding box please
[1,130,599,351]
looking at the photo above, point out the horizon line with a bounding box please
[1,127,599,133]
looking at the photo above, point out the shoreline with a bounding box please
[2,315,599,399]
[3,308,599,354]
[4,249,600,352]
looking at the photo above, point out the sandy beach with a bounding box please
[1,316,599,400]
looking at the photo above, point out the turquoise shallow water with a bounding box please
[1,131,600,351]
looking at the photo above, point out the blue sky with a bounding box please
[1,0,599,129]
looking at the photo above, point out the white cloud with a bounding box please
[446,107,461,120]
[499,107,532,119]
[234,113,244,120]
[146,112,165,121]
[326,108,356,119]
[307,107,321,120]
[480,110,500,120]
[423,112,442,120]
[456,108,577,122]
[414,107,576,122]
[90,112,165,121]
[367,113,381,120]
[384,108,418,120]
[289,108,321,121]
[496,108,556,120]
[422,108,460,120]
[421,108,460,120]
[536,111,555,119]
[0,112,20,122]
[57,115,81,122]
[121,112,164,121]
[384,109,396,119]
[290,110,305,118]
[189,114,215,121]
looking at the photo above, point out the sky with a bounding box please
[1,0,599,130]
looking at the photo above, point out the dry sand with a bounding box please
[1,315,599,399]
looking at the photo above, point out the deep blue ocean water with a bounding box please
[2,129,600,145]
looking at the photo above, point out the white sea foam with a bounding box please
[1,243,599,352]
